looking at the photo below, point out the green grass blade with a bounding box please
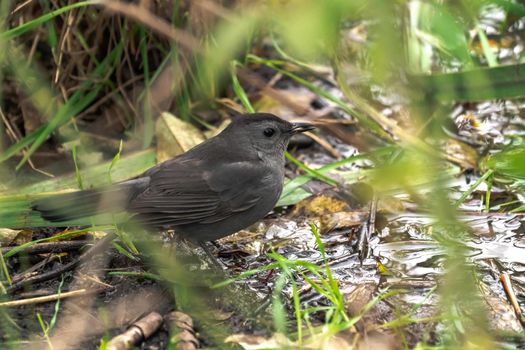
[0,2,94,40]
[278,146,396,206]
[14,41,124,169]
[409,63,525,102]
[108,140,124,184]
[14,149,155,195]
[72,145,84,190]
[0,249,11,286]
[247,54,392,139]
[230,60,255,112]
[453,169,493,208]
[285,152,338,186]
[476,25,497,67]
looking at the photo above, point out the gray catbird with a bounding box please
[33,113,314,242]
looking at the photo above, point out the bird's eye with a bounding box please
[263,127,276,137]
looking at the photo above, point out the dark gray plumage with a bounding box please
[33,113,314,242]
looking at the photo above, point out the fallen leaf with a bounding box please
[320,211,368,234]
[0,228,31,246]
[155,112,206,162]
[291,193,351,217]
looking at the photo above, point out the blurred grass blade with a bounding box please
[406,1,432,73]
[247,54,392,140]
[16,42,124,169]
[285,152,338,186]
[0,41,124,168]
[278,146,396,206]
[481,145,525,180]
[0,249,11,286]
[4,226,113,258]
[108,140,124,184]
[453,169,493,208]
[476,25,497,67]
[272,272,288,335]
[410,63,525,102]
[415,1,473,66]
[0,150,154,228]
[72,145,84,190]
[490,0,525,17]
[16,149,155,195]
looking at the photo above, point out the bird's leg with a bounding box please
[199,241,225,270]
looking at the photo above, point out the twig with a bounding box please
[358,194,377,263]
[500,273,525,327]
[0,287,109,308]
[303,131,342,159]
[10,0,34,14]
[16,288,59,299]
[1,240,91,256]
[7,233,116,293]
[11,254,59,284]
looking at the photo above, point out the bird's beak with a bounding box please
[290,122,315,134]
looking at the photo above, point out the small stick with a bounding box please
[357,195,377,263]
[303,131,342,159]
[0,287,108,308]
[16,288,57,299]
[11,254,59,284]
[7,233,115,293]
[500,273,525,327]
[1,240,91,256]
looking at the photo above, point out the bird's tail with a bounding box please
[33,189,107,221]
[32,179,148,223]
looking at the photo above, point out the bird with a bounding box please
[32,113,314,242]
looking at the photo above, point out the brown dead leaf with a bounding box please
[320,211,368,234]
[0,228,22,246]
[217,229,262,244]
[291,193,351,218]
[204,118,230,139]
[253,86,317,120]
[0,228,32,246]
[155,112,206,162]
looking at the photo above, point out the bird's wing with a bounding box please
[128,159,266,227]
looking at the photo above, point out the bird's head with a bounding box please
[225,113,314,158]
